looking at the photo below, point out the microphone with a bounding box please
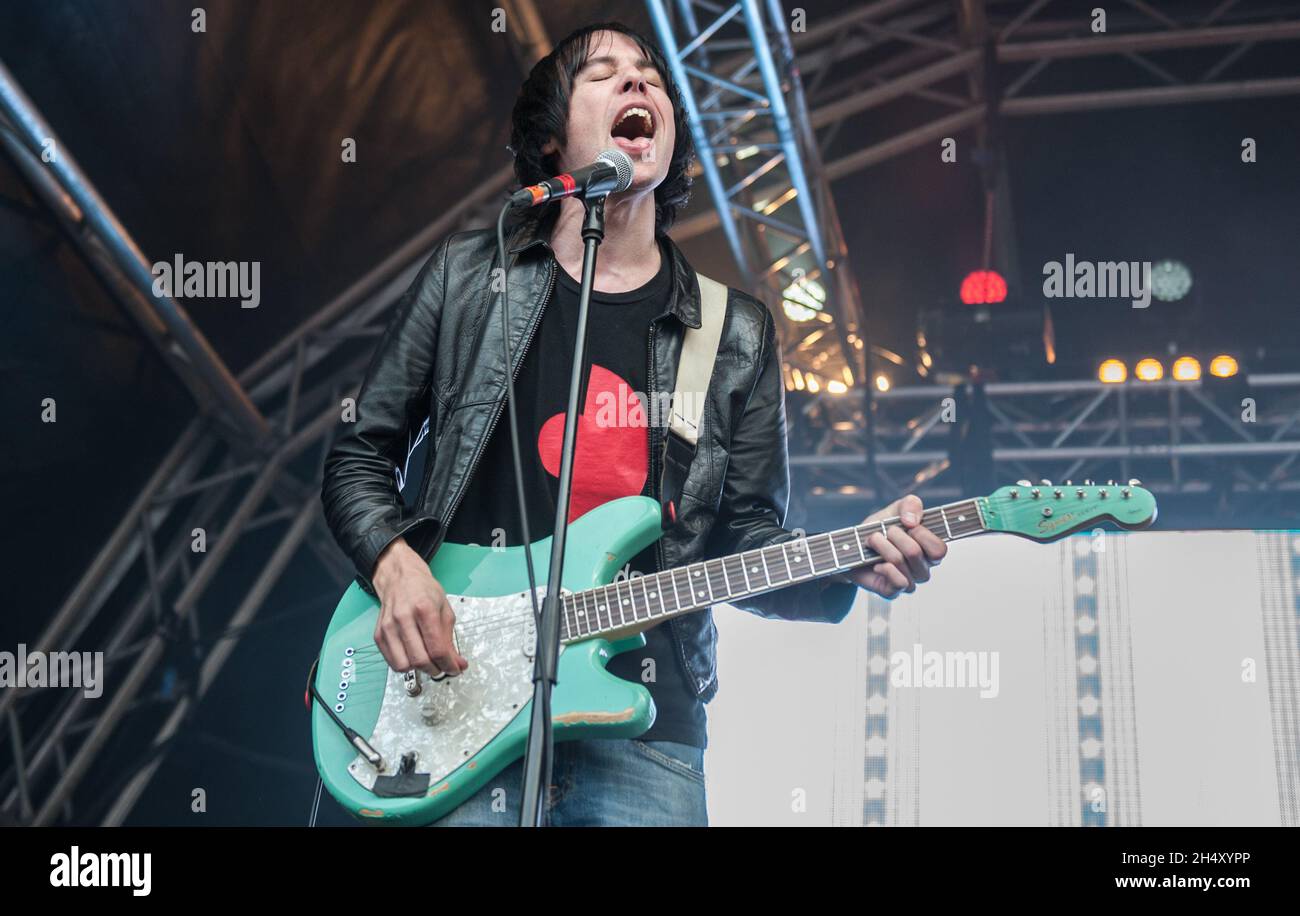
[509,149,635,208]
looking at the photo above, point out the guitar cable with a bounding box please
[496,202,544,629]
[305,656,383,769]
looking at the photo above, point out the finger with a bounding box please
[897,494,924,527]
[852,567,900,599]
[888,525,930,583]
[864,497,904,524]
[912,523,948,563]
[396,610,437,676]
[376,620,410,674]
[422,602,463,677]
[868,533,915,590]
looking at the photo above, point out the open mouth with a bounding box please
[610,104,655,143]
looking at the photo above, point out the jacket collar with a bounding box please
[507,212,702,329]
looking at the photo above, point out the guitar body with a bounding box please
[311,496,664,825]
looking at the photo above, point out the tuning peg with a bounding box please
[1127,478,1142,486]
[1083,479,1094,485]
[1039,479,1052,486]
[1016,479,1032,487]
[1106,479,1115,486]
[1065,479,1073,486]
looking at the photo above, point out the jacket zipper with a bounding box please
[440,256,557,536]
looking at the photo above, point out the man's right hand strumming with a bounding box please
[371,538,469,678]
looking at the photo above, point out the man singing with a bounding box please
[320,21,946,826]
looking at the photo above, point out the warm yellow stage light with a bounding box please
[1172,356,1201,381]
[1134,358,1164,382]
[1098,359,1127,384]
[874,373,891,392]
[1209,354,1239,378]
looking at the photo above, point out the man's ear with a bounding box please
[541,138,558,156]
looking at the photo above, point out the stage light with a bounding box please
[1150,259,1192,302]
[874,373,891,392]
[806,374,821,393]
[1172,356,1201,381]
[1209,354,1239,378]
[827,380,848,394]
[1134,358,1164,382]
[782,275,824,322]
[782,300,816,322]
[1098,359,1127,384]
[959,269,1007,305]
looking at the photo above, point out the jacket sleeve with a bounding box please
[705,302,859,624]
[320,238,450,595]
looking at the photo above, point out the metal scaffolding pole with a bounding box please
[0,58,269,444]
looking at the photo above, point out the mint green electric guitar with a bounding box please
[311,481,1157,823]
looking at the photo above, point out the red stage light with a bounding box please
[959,269,1007,305]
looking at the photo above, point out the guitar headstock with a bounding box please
[978,479,1157,543]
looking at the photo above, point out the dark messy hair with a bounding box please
[509,22,695,235]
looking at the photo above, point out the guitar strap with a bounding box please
[659,271,728,529]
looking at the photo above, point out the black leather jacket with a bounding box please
[320,214,857,703]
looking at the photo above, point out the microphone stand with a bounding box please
[518,193,607,827]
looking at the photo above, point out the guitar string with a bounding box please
[443,515,961,637]
[400,506,981,641]
[345,491,1123,649]
[329,491,1139,678]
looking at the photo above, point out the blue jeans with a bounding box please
[432,738,709,827]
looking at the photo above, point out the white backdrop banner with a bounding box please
[706,529,1300,827]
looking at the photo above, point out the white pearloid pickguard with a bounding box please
[347,587,561,792]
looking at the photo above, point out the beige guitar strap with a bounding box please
[660,272,728,525]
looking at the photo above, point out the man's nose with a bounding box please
[621,75,647,94]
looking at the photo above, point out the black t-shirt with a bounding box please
[442,241,708,748]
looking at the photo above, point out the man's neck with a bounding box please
[548,190,662,293]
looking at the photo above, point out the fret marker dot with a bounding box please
[957,515,966,522]
[751,566,758,572]
[598,605,605,611]
[693,570,701,577]
[649,591,656,598]
[622,599,629,606]
[697,591,705,598]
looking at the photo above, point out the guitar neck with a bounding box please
[559,498,988,643]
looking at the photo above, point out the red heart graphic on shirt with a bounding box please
[537,363,648,522]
